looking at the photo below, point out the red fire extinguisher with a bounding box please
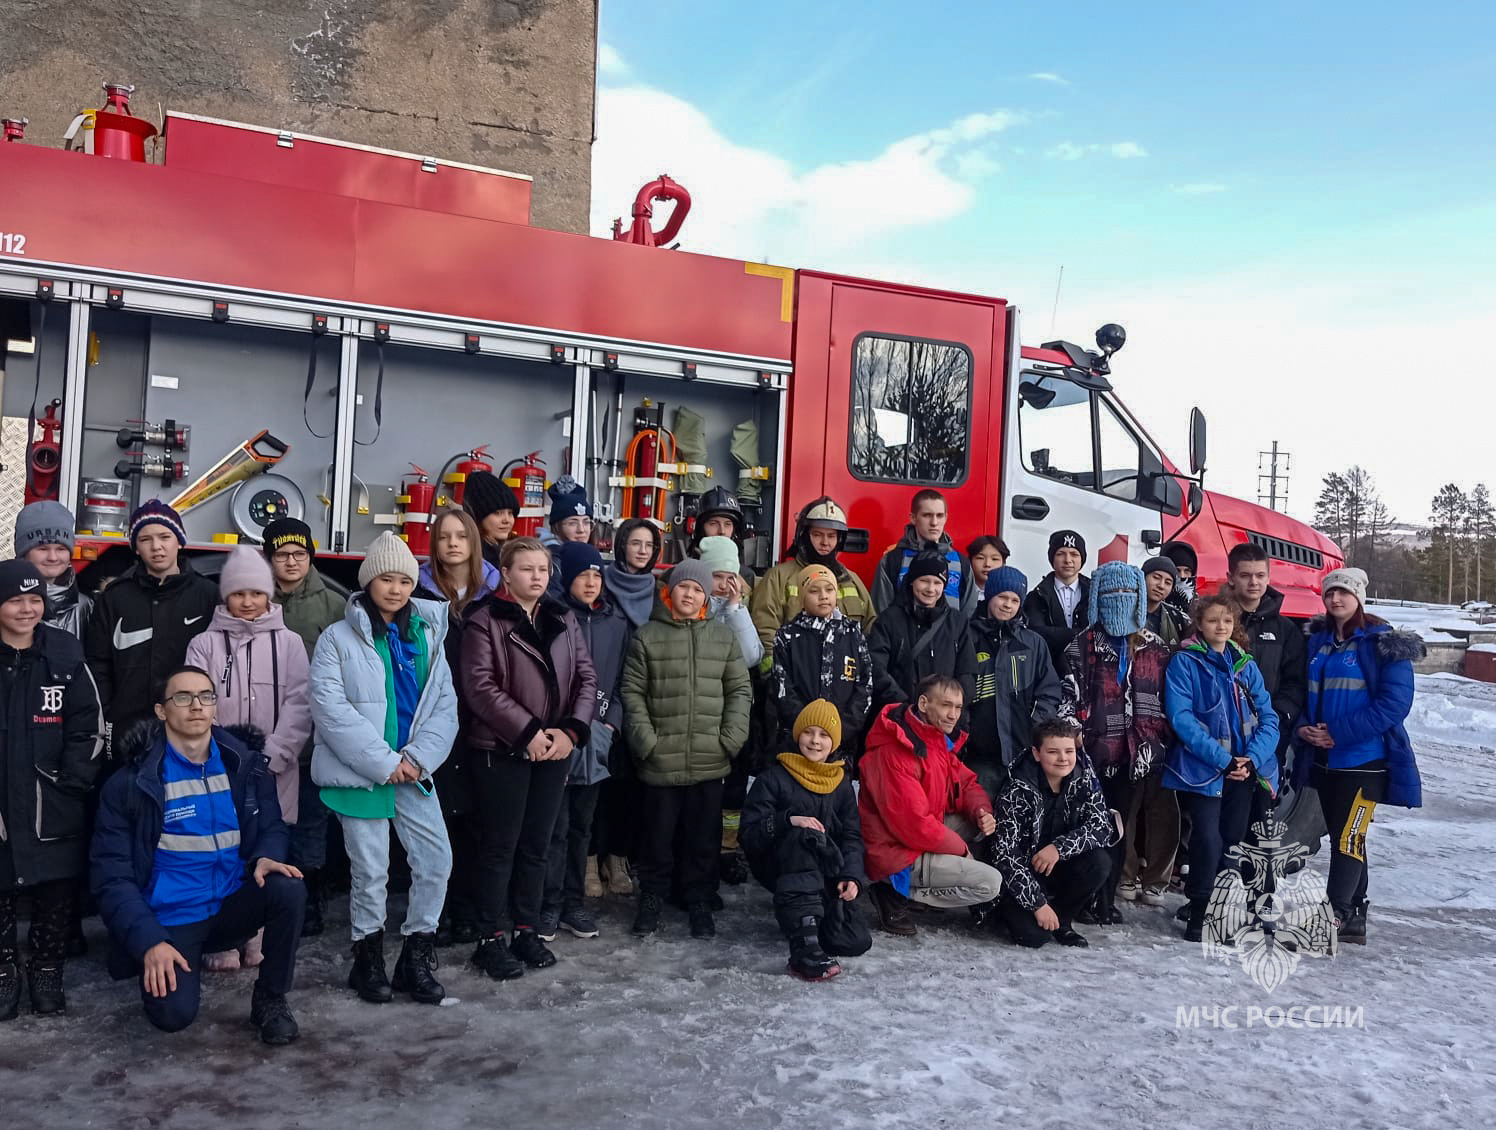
[399,464,436,556]
[450,445,493,507]
[25,399,63,505]
[501,451,547,538]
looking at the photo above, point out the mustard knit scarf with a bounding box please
[777,752,844,795]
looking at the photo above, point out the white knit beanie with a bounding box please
[358,531,420,588]
[1321,567,1369,607]
[219,545,274,599]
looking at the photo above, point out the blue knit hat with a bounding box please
[1091,561,1147,637]
[548,474,593,527]
[129,498,187,548]
[984,565,1029,602]
[558,541,604,589]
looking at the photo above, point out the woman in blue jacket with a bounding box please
[1292,568,1422,945]
[1163,593,1279,942]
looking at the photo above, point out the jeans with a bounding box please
[908,815,1003,909]
[470,751,570,935]
[139,873,305,1032]
[337,782,452,940]
[637,779,724,903]
[0,877,76,963]
[290,761,329,871]
[1122,773,1180,887]
[543,782,601,917]
[1181,778,1256,900]
[998,847,1111,946]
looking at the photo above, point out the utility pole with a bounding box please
[1257,441,1290,513]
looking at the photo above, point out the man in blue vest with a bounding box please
[91,666,305,1043]
[872,489,976,617]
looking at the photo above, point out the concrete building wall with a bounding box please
[0,0,597,233]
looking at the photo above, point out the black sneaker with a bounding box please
[510,929,557,969]
[471,935,525,981]
[250,985,300,1045]
[1054,927,1090,949]
[688,902,716,940]
[632,893,663,936]
[26,961,66,1015]
[0,961,19,1022]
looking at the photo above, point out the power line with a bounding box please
[1258,441,1290,512]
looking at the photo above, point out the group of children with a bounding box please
[0,478,1423,1042]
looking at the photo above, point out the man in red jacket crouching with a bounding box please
[859,675,1001,937]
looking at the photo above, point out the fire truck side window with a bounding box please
[849,334,971,485]
[1018,372,1095,488]
[1096,398,1144,503]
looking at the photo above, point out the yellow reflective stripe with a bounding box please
[1336,790,1376,862]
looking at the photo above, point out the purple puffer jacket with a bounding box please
[184,604,312,822]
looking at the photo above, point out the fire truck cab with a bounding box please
[0,99,1340,611]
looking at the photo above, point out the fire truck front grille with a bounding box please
[1246,532,1324,570]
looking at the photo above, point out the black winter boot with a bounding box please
[471,934,525,981]
[391,933,445,1004]
[719,848,750,886]
[632,892,663,936]
[300,870,325,938]
[688,902,716,940]
[250,983,300,1045]
[347,931,393,1003]
[27,960,66,1015]
[0,960,18,1022]
[1184,897,1209,943]
[510,929,557,968]
[1338,900,1368,946]
[787,917,840,981]
[869,882,917,937]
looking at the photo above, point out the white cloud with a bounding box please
[1171,182,1228,195]
[591,84,1021,259]
[1045,140,1147,160]
[597,42,629,78]
[1027,72,1069,84]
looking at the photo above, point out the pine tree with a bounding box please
[1470,483,1493,603]
[1428,484,1468,604]
[1314,472,1349,549]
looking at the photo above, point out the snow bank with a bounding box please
[1369,599,1492,643]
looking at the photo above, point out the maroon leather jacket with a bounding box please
[460,591,597,755]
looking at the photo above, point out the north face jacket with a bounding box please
[0,625,104,888]
[621,602,752,787]
[1237,586,1307,758]
[989,749,1116,910]
[770,612,873,746]
[963,611,1063,794]
[84,560,219,739]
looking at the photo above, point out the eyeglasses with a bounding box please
[164,691,218,708]
[272,549,310,563]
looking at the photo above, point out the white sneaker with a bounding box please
[1139,884,1168,907]
[1118,880,1141,902]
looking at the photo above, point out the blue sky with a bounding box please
[593,1,1496,526]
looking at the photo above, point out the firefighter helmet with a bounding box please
[696,485,744,536]
[798,496,848,531]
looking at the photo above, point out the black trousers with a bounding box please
[637,779,724,903]
[998,847,1110,946]
[1318,768,1384,915]
[1181,778,1256,900]
[591,774,641,860]
[744,824,872,956]
[543,782,601,916]
[0,877,77,964]
[1098,774,1134,903]
[470,751,570,936]
[140,873,305,1033]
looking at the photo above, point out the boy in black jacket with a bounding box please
[867,551,977,711]
[741,700,871,980]
[1023,529,1091,667]
[770,565,873,752]
[989,719,1115,949]
[0,561,104,1019]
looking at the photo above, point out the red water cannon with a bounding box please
[3,118,26,143]
[399,464,436,555]
[92,83,157,162]
[611,175,691,248]
[24,399,63,504]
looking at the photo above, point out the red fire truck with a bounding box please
[0,89,1340,614]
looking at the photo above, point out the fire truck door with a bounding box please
[818,281,999,579]
[1002,366,1180,570]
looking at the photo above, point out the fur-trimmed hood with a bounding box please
[1307,618,1426,663]
[114,718,267,766]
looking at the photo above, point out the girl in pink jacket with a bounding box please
[186,545,312,970]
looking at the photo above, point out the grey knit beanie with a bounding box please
[358,531,420,588]
[666,557,715,597]
[14,500,76,556]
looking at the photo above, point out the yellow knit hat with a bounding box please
[792,698,843,751]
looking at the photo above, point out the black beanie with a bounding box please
[1160,540,1198,575]
[262,517,315,559]
[904,550,951,586]
[0,558,46,611]
[464,471,520,523]
[1048,529,1087,565]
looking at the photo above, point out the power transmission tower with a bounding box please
[1258,441,1290,512]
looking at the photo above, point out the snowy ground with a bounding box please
[1369,599,1494,644]
[5,676,1495,1129]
